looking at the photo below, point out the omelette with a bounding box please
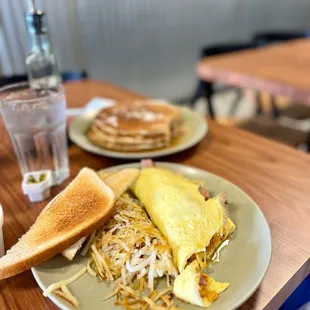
[173,261,229,307]
[132,167,236,273]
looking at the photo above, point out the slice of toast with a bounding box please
[61,237,87,261]
[103,168,140,198]
[0,168,115,279]
[61,168,140,260]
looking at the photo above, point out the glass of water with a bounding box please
[0,82,69,185]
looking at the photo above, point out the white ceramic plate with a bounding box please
[32,162,271,310]
[68,107,207,159]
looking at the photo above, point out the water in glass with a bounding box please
[0,83,69,184]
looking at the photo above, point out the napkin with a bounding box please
[66,97,115,117]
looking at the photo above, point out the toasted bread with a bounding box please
[61,168,140,260]
[0,168,115,279]
[61,237,87,261]
[103,168,140,198]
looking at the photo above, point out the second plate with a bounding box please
[68,107,207,159]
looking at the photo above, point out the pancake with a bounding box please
[87,130,169,151]
[92,120,168,139]
[88,127,169,145]
[87,99,182,152]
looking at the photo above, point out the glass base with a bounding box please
[53,168,70,185]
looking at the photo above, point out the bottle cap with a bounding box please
[24,10,47,35]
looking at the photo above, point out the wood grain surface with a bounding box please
[0,80,309,310]
[197,39,310,104]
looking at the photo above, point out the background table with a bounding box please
[0,80,309,310]
[197,39,310,104]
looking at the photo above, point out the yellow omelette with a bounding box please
[132,167,235,273]
[173,261,229,307]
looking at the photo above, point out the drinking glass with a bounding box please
[0,82,69,184]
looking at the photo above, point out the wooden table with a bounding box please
[197,39,310,104]
[0,80,309,310]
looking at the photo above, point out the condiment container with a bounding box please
[22,170,53,202]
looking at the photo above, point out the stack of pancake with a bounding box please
[87,99,182,152]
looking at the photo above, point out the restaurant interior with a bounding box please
[0,1,309,310]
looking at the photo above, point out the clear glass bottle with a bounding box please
[24,10,61,90]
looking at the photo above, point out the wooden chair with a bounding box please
[279,103,310,120]
[237,115,309,148]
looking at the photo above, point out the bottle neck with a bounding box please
[29,32,51,54]
[25,11,52,54]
